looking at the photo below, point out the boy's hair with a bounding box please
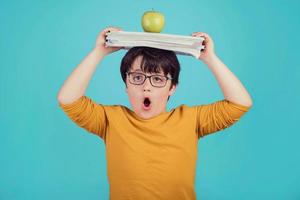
[120,47,181,90]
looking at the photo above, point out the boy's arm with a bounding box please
[57,27,122,139]
[57,48,104,104]
[195,99,250,138]
[57,27,122,104]
[191,32,253,138]
[59,95,108,139]
[192,32,253,107]
[204,55,253,107]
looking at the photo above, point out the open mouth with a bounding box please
[143,97,151,108]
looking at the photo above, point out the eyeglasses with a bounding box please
[126,72,173,88]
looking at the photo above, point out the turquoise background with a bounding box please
[1,0,299,199]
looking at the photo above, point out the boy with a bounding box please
[57,26,253,200]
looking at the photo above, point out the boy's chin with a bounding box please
[135,107,155,119]
[138,109,153,118]
[136,106,167,120]
[137,112,157,120]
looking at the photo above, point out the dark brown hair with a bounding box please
[120,47,181,89]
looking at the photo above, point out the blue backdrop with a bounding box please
[1,0,299,199]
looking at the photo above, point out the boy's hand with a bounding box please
[95,26,123,56]
[192,32,216,63]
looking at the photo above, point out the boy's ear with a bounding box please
[168,84,177,96]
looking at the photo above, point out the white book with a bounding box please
[105,31,205,58]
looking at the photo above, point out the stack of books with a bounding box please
[105,31,205,58]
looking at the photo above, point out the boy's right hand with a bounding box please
[95,26,123,56]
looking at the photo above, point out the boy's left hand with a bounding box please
[192,32,216,63]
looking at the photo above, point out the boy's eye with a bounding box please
[133,75,144,81]
[153,76,163,82]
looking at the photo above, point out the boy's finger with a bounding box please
[192,32,207,39]
[108,26,122,31]
[194,32,208,37]
[102,27,122,34]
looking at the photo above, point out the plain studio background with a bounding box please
[1,0,299,199]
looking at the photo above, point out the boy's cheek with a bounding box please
[127,91,141,104]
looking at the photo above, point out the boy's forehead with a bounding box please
[131,63,142,71]
[131,56,143,70]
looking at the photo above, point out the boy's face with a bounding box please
[125,56,177,119]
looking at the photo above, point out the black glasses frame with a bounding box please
[126,72,173,88]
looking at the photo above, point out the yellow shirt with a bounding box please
[59,96,251,200]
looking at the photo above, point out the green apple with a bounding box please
[141,10,165,33]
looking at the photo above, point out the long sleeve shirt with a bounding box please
[59,96,251,200]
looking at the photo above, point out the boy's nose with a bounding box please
[143,77,152,91]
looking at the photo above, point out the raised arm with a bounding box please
[57,26,122,104]
[192,32,253,107]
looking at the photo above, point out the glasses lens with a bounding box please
[130,73,145,84]
[151,75,167,87]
